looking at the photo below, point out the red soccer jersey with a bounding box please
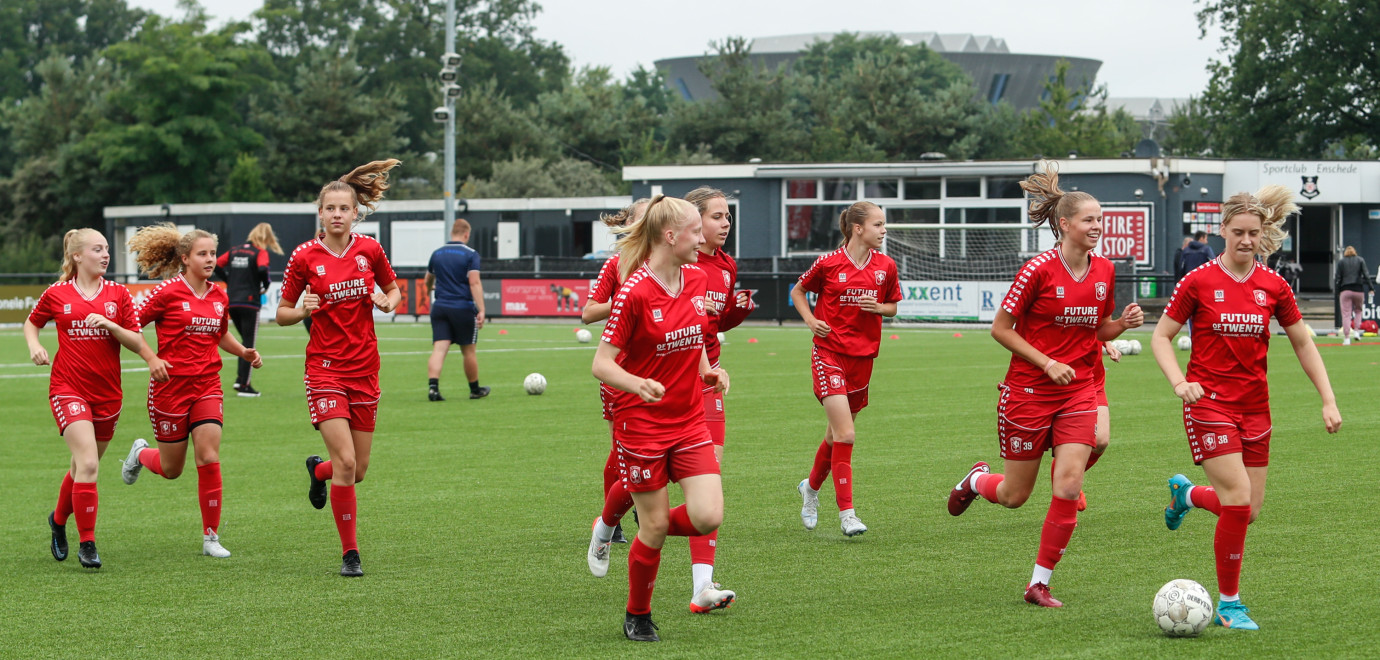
[280,234,397,377]
[1000,248,1117,391]
[693,247,753,366]
[589,253,622,304]
[797,247,902,359]
[135,274,230,377]
[1163,257,1301,412]
[27,279,141,403]
[601,264,711,446]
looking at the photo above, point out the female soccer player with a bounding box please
[120,224,263,559]
[216,222,282,395]
[1155,185,1341,630]
[792,201,902,537]
[25,228,168,569]
[945,165,1143,608]
[277,159,403,577]
[591,195,729,642]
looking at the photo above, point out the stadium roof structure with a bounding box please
[653,31,1101,111]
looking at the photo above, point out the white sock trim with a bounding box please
[839,508,855,520]
[1184,486,1197,509]
[969,471,984,491]
[1219,593,1240,603]
[593,518,615,544]
[692,563,714,598]
[1029,564,1053,587]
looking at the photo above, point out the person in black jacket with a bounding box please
[216,223,283,395]
[1178,231,1216,275]
[1335,245,1374,345]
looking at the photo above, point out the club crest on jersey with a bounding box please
[722,271,731,288]
[68,402,83,415]
[1253,290,1267,306]
[1203,433,1218,451]
[838,272,847,283]
[355,255,369,272]
[105,302,118,317]
[875,270,885,286]
[1056,286,1065,298]
[629,465,643,485]
[1094,282,1107,301]
[1214,289,1225,302]
[691,297,706,316]
[829,374,843,390]
[213,302,224,316]
[652,309,663,322]
[316,265,326,276]
[160,421,172,434]
[182,302,192,311]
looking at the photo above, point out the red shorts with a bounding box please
[812,346,873,413]
[614,428,720,493]
[703,389,725,446]
[997,383,1098,460]
[50,395,120,442]
[147,373,223,442]
[600,384,616,422]
[1183,401,1272,467]
[305,372,380,432]
[1094,384,1108,408]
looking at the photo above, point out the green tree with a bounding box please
[1014,60,1140,159]
[250,52,409,201]
[1195,0,1380,157]
[225,153,274,202]
[461,155,619,198]
[1162,96,1214,157]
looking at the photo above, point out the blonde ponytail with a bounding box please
[59,228,103,282]
[1019,160,1096,241]
[1221,184,1297,257]
[317,159,403,213]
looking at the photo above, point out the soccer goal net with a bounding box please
[883,222,1051,281]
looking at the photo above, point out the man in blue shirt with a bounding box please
[426,219,489,400]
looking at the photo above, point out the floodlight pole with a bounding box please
[443,0,456,234]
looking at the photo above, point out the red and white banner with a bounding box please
[499,279,589,317]
[1098,207,1151,265]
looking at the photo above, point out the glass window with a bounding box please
[786,179,817,199]
[821,179,856,201]
[944,207,1022,224]
[786,205,849,253]
[904,178,940,200]
[987,177,1025,199]
[945,178,982,198]
[886,207,940,224]
[863,179,900,198]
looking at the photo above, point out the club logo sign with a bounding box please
[875,271,886,286]
[722,271,731,288]
[213,302,224,316]
[1094,282,1107,301]
[1253,290,1267,306]
[629,465,643,485]
[691,297,705,316]
[105,302,118,317]
[1203,433,1217,451]
[355,255,369,272]
[829,374,843,390]
[1300,176,1320,199]
[68,402,83,415]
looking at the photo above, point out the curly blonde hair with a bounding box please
[128,223,218,280]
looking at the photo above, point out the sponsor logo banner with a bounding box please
[499,279,590,317]
[895,281,1011,322]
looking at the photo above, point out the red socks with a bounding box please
[626,537,661,615]
[54,472,74,525]
[138,447,166,477]
[832,442,854,511]
[1085,450,1102,471]
[330,484,358,554]
[314,459,333,482]
[1035,495,1079,570]
[1215,505,1250,598]
[72,481,98,543]
[1189,486,1221,514]
[602,447,620,499]
[807,439,831,491]
[689,530,718,566]
[600,480,634,528]
[197,462,222,534]
[976,472,1005,503]
[665,505,701,537]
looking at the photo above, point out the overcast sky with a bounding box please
[129,0,1225,99]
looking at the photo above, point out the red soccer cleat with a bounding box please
[947,461,990,516]
[1076,490,1087,512]
[1024,583,1064,608]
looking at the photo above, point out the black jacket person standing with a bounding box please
[216,223,283,395]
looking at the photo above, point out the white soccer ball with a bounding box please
[1177,336,1192,351]
[717,332,726,344]
[1153,579,1214,637]
[523,373,547,395]
[575,329,592,343]
[1129,339,1142,355]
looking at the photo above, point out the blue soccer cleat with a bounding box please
[1215,600,1259,630]
[1165,474,1195,531]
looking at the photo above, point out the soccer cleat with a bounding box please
[1024,582,1063,607]
[1165,474,1195,531]
[623,612,660,642]
[305,455,328,510]
[48,513,68,562]
[587,518,611,577]
[1076,491,1087,512]
[77,540,101,569]
[237,385,261,397]
[469,386,491,400]
[203,528,231,558]
[340,549,363,577]
[122,438,150,485]
[840,510,867,537]
[947,461,990,516]
[610,522,628,544]
[797,479,819,530]
[1215,600,1259,630]
[689,583,736,613]
[428,389,444,402]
